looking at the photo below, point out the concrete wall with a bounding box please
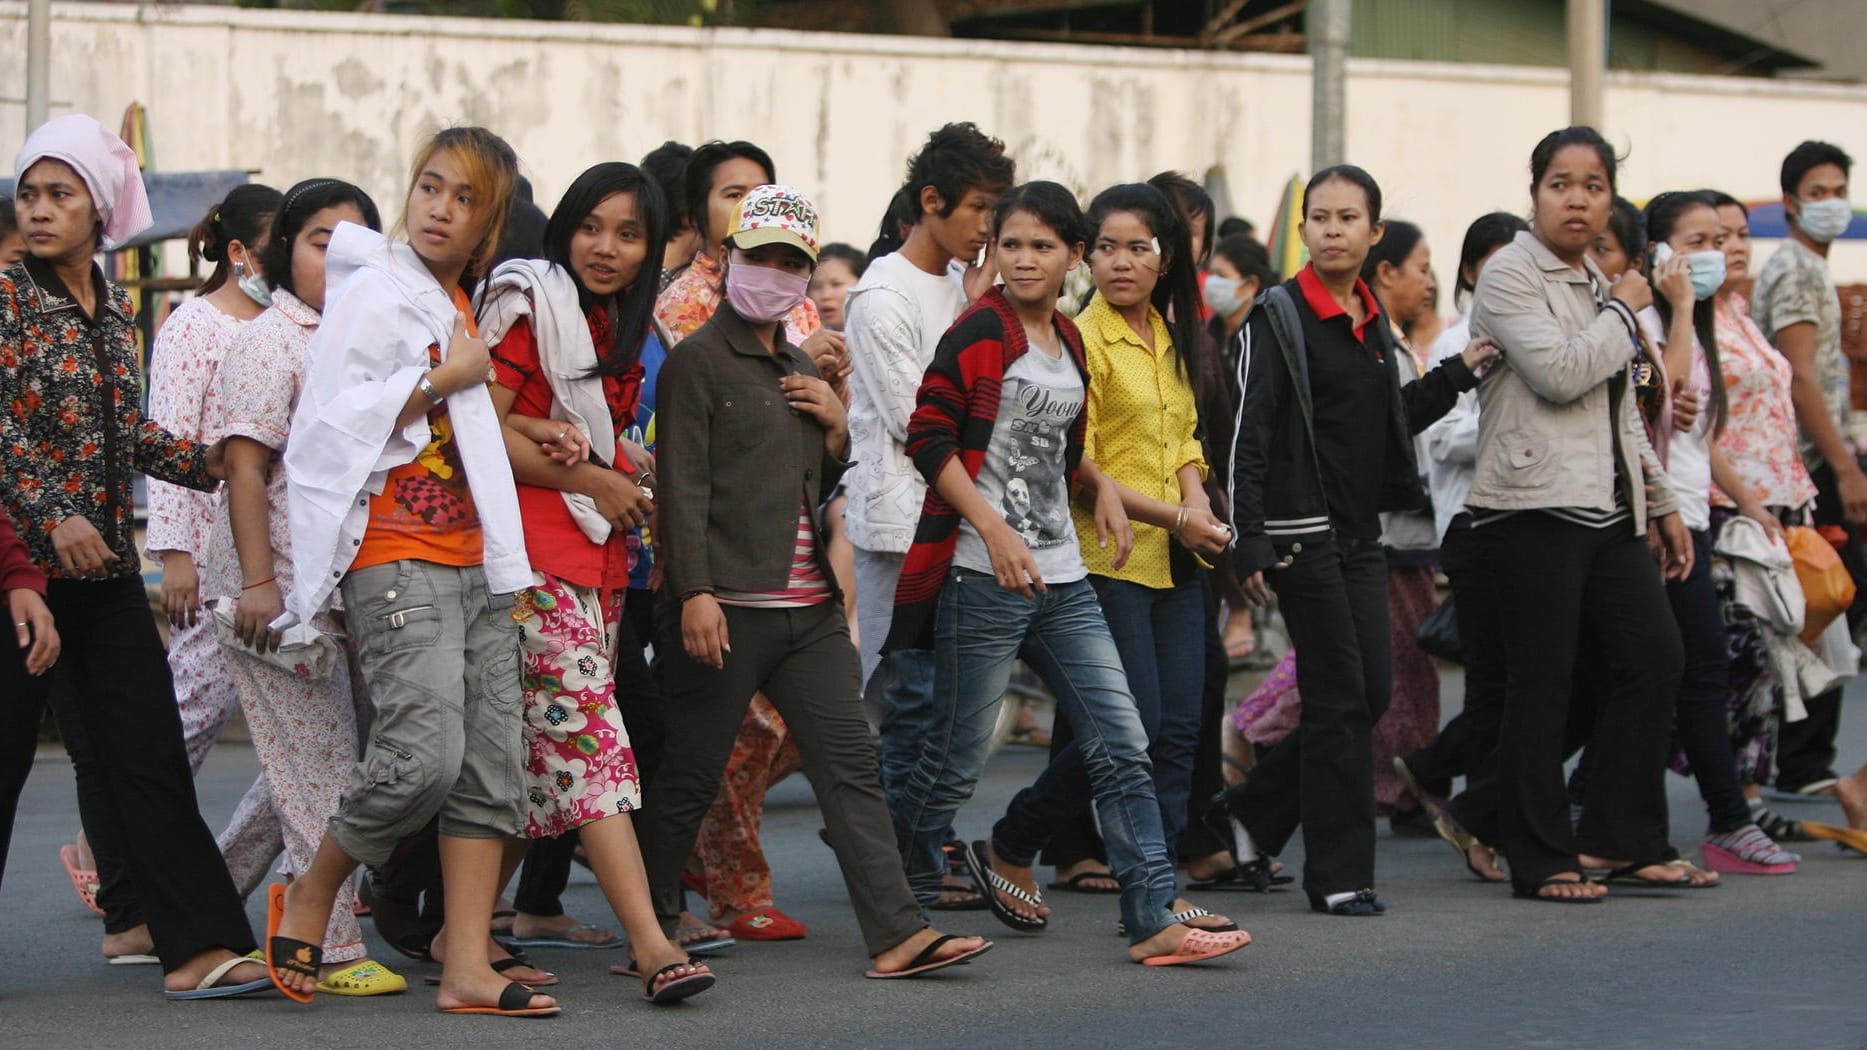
[6,2,1867,279]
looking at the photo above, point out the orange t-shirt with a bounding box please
[351,287,485,572]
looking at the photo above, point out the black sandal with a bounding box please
[1512,875,1602,903]
[1593,862,1694,888]
[642,960,715,1004]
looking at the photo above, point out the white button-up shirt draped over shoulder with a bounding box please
[278,222,530,627]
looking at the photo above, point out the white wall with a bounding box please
[6,2,1867,279]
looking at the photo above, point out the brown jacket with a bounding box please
[657,302,847,602]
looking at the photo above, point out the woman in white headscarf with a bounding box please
[0,114,272,1000]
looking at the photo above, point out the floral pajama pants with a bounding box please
[515,575,642,838]
[223,641,366,963]
[693,692,802,918]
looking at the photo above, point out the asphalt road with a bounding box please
[5,670,1863,1049]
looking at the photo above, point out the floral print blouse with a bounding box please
[653,249,822,347]
[0,258,215,579]
[145,295,247,560]
[1711,293,1818,511]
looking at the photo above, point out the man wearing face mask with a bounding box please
[1753,140,1860,801]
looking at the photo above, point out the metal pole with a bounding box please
[26,0,50,132]
[1309,0,1350,170]
[1567,0,1605,128]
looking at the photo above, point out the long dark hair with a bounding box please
[544,162,669,378]
[684,140,775,251]
[1087,182,1207,401]
[258,179,382,301]
[189,183,283,293]
[1642,190,1727,436]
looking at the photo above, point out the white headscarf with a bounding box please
[14,114,153,250]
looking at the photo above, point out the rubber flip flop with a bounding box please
[503,925,625,950]
[423,958,558,989]
[927,880,990,911]
[265,883,322,1004]
[1802,819,1867,855]
[677,932,736,956]
[315,959,409,996]
[164,955,276,1000]
[438,981,560,1018]
[864,934,993,979]
[58,844,104,917]
[1049,871,1121,894]
[107,953,161,966]
[1138,928,1252,967]
[642,961,716,1003]
[963,840,1047,933]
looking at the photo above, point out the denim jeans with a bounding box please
[1035,573,1205,865]
[887,569,1178,945]
[856,547,938,800]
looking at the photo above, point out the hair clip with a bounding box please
[1148,236,1160,255]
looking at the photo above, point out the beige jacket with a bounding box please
[1467,231,1678,532]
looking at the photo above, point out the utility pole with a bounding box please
[1567,0,1605,128]
[26,0,50,132]
[1309,0,1350,170]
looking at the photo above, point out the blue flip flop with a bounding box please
[503,924,625,950]
[164,956,276,1000]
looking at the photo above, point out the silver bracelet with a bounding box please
[417,372,446,405]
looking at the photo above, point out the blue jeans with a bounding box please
[887,569,1178,945]
[1033,573,1206,864]
[874,647,937,803]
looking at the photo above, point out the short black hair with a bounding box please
[1780,140,1853,197]
[817,242,868,279]
[1216,216,1254,240]
[904,122,1014,219]
[641,140,694,236]
[684,140,775,246]
[992,180,1086,247]
[1212,233,1276,286]
[259,178,382,301]
[1360,218,1423,284]
[1602,195,1645,262]
[1530,126,1619,195]
[1303,165,1382,223]
[1697,189,1747,217]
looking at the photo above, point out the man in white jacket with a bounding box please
[844,124,1012,806]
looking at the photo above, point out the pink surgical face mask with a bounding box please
[725,254,810,323]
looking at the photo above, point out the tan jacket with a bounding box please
[1467,231,1678,532]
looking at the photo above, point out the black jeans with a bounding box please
[0,577,255,969]
[1479,514,1682,889]
[1231,536,1389,898]
[1777,462,1862,790]
[1405,519,1506,838]
[1669,529,1752,833]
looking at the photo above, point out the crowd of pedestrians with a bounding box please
[2,109,1864,1016]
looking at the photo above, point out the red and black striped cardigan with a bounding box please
[883,285,1089,653]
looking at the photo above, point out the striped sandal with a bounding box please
[964,840,1047,932]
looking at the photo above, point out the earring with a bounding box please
[233,261,245,279]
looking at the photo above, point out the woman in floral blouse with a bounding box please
[0,114,267,1000]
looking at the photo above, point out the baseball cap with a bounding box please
[726,183,820,262]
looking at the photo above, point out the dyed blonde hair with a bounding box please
[396,126,519,280]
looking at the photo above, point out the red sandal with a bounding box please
[726,907,807,941]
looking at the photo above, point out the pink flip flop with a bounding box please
[1139,927,1252,967]
[58,844,103,916]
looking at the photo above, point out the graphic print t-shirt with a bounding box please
[351,287,485,571]
[954,345,1087,586]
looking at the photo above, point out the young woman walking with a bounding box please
[265,127,559,1016]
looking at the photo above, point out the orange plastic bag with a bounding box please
[1786,525,1856,644]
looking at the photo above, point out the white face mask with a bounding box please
[1796,196,1853,244]
[234,259,272,308]
[1202,274,1250,317]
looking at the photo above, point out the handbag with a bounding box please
[1784,525,1856,644]
[1416,593,1463,664]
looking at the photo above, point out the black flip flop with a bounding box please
[438,981,560,1017]
[863,934,994,979]
[963,840,1047,933]
[643,960,715,1003]
[1512,875,1603,903]
[1049,870,1121,894]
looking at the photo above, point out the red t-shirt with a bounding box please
[491,309,644,590]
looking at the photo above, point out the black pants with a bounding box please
[1232,537,1388,899]
[1777,462,1862,790]
[512,594,664,919]
[1669,529,1752,833]
[642,600,921,957]
[1406,520,1506,838]
[0,577,255,969]
[1480,514,1682,889]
